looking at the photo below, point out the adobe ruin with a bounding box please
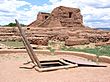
[28,6,84,28]
[25,5,110,46]
[0,6,110,47]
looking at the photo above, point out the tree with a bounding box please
[8,23,16,27]
[4,23,26,27]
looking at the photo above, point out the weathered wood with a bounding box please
[35,65,75,72]
[15,19,42,68]
[63,59,107,67]
[35,60,77,72]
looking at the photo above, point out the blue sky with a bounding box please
[0,0,110,28]
[24,0,50,6]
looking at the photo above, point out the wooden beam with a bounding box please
[35,63,77,72]
[15,19,42,68]
[35,59,78,72]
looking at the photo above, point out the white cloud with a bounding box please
[0,0,110,28]
[0,0,52,25]
[0,0,30,12]
[0,0,32,25]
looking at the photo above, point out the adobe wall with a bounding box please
[37,12,50,22]
[28,6,84,28]
[0,49,110,63]
[51,6,83,27]
[27,12,50,27]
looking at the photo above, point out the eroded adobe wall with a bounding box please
[28,12,50,27]
[51,6,83,27]
[37,12,50,22]
[28,6,84,28]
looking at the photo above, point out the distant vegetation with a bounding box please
[61,45,110,56]
[96,28,110,30]
[2,23,26,27]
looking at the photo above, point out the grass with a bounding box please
[1,40,110,57]
[61,45,110,56]
[0,40,24,48]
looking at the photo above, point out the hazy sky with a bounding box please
[0,0,110,28]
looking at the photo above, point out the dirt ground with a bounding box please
[0,53,110,82]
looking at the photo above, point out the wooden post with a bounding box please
[15,19,42,68]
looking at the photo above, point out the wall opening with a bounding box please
[69,12,72,18]
[45,16,48,19]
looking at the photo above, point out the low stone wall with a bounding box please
[28,37,49,46]
[0,49,110,63]
[99,56,110,63]
[55,51,97,61]
[65,38,89,46]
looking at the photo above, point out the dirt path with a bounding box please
[0,53,110,82]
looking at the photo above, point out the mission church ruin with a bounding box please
[0,6,109,47]
[28,6,84,28]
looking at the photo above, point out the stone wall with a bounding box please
[0,27,110,46]
[65,38,89,46]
